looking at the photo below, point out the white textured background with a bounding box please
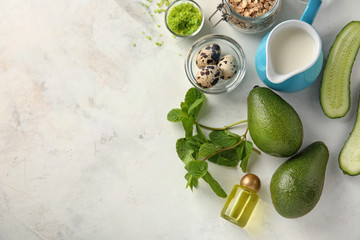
[0,0,359,239]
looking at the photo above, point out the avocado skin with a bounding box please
[247,87,303,157]
[270,141,329,219]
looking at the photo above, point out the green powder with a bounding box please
[166,2,202,36]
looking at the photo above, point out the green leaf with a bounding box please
[237,141,253,172]
[188,98,205,118]
[185,160,208,178]
[185,173,198,191]
[195,123,207,142]
[185,88,204,106]
[167,108,188,122]
[180,102,188,113]
[182,117,194,139]
[199,143,218,159]
[209,130,241,148]
[202,172,227,198]
[185,88,205,119]
[208,149,240,167]
[186,134,206,152]
[176,138,195,164]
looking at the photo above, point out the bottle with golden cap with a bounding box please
[220,173,261,228]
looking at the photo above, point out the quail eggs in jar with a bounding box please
[185,34,246,94]
[196,65,222,88]
[196,43,221,68]
[218,54,238,80]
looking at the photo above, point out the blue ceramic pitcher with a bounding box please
[255,0,323,92]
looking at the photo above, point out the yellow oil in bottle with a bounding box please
[220,174,260,228]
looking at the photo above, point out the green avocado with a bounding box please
[247,87,303,157]
[270,141,329,218]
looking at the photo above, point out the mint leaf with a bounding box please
[209,130,241,148]
[186,134,207,152]
[185,88,203,106]
[237,140,253,172]
[182,117,194,139]
[180,102,188,113]
[188,98,205,118]
[185,173,198,191]
[202,172,227,198]
[185,88,205,119]
[195,123,207,142]
[208,149,240,167]
[199,143,218,159]
[176,138,195,165]
[167,108,188,122]
[185,160,208,178]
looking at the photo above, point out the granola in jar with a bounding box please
[227,0,281,33]
[229,0,277,18]
[209,0,282,34]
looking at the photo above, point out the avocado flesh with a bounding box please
[247,87,303,157]
[270,141,329,218]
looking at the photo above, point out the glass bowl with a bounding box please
[185,34,247,94]
[165,0,204,38]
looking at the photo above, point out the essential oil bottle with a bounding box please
[220,173,261,228]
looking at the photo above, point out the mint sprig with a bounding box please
[202,172,227,198]
[209,130,241,148]
[168,88,259,198]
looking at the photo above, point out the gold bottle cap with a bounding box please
[240,173,261,193]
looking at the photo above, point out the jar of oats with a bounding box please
[209,0,282,34]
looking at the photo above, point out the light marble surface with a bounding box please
[0,0,359,239]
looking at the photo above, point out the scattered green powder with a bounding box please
[141,2,149,8]
[157,0,172,8]
[166,2,202,36]
[138,0,175,47]
[154,9,165,13]
[156,41,164,46]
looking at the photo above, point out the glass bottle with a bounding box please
[220,173,261,228]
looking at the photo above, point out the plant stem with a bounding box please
[252,148,261,155]
[201,127,260,161]
[241,127,261,155]
[197,119,247,131]
[202,139,244,162]
[243,127,249,137]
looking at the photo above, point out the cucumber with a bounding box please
[320,21,360,118]
[339,91,360,175]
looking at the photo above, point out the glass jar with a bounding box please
[209,0,282,34]
[220,173,261,228]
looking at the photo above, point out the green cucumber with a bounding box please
[339,91,360,175]
[320,21,360,118]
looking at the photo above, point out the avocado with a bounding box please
[270,141,329,218]
[247,87,303,157]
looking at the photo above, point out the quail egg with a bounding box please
[196,44,221,68]
[196,65,222,88]
[218,54,238,80]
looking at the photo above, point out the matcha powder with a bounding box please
[166,2,202,36]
